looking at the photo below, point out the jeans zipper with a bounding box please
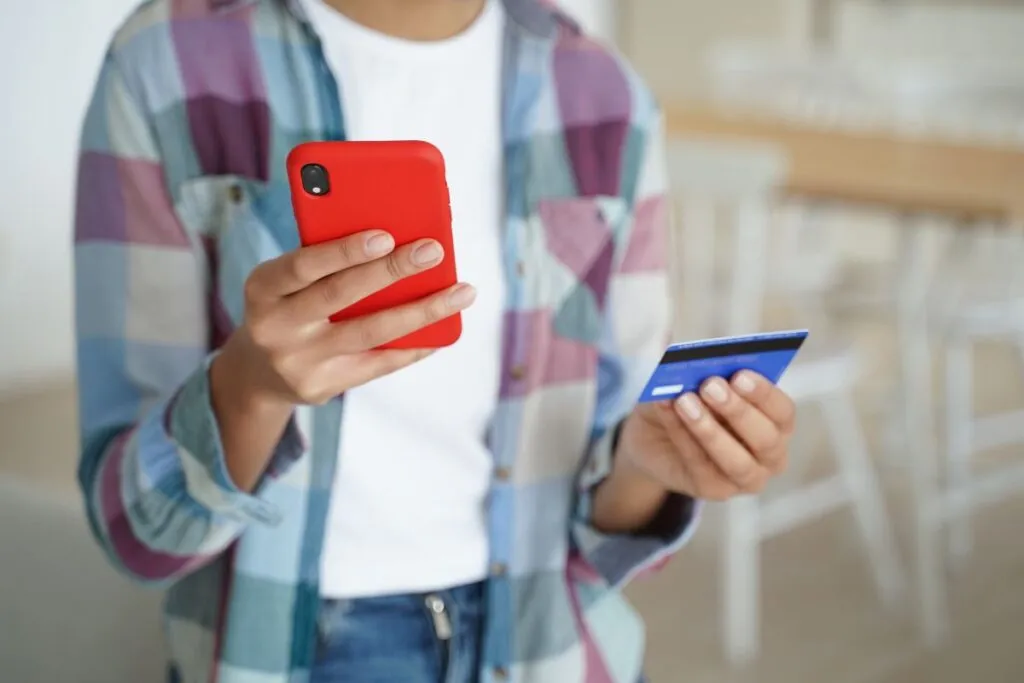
[425,594,452,681]
[424,594,453,640]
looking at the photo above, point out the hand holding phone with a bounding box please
[221,230,477,407]
[287,140,464,349]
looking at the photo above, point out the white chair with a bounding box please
[909,225,1024,646]
[667,137,906,666]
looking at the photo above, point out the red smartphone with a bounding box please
[286,140,461,350]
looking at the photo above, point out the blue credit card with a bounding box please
[637,329,809,404]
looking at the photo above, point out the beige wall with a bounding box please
[621,0,800,101]
[621,1,1024,102]
[834,0,1024,61]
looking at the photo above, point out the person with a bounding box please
[72,0,796,681]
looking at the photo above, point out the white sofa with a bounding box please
[0,474,165,682]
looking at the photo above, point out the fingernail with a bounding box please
[448,284,477,308]
[412,241,443,266]
[734,372,757,394]
[365,232,394,256]
[677,393,702,420]
[703,378,728,404]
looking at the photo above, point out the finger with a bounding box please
[757,444,789,476]
[248,230,396,300]
[287,238,445,322]
[674,393,769,493]
[731,371,797,436]
[654,405,739,501]
[699,377,781,456]
[331,282,477,352]
[714,419,788,475]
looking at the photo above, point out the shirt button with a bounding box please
[227,184,244,204]
[493,667,509,681]
[509,365,526,381]
[516,260,525,276]
[490,562,508,577]
[495,466,512,482]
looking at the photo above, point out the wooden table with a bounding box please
[665,102,1024,221]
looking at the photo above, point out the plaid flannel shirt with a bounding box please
[73,0,700,681]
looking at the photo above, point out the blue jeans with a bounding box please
[311,581,485,683]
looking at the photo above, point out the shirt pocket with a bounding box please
[175,175,247,242]
[175,175,296,330]
[529,195,629,345]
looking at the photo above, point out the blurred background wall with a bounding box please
[624,0,800,99]
[0,1,141,396]
[625,0,1024,100]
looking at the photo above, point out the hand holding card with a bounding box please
[594,330,805,511]
[637,329,808,404]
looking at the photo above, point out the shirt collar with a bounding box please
[209,0,563,39]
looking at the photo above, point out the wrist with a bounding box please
[211,333,291,418]
[610,449,668,498]
[590,415,672,535]
[613,414,670,497]
[209,332,296,493]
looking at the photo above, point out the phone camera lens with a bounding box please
[300,163,330,196]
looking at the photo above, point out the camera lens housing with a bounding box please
[300,163,330,196]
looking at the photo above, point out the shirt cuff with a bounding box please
[164,354,306,526]
[572,421,702,589]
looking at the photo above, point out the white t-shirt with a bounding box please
[298,0,506,598]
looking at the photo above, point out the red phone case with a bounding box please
[286,140,461,350]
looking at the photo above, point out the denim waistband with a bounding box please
[313,580,487,683]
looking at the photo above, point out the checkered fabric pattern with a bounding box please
[73,0,700,681]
